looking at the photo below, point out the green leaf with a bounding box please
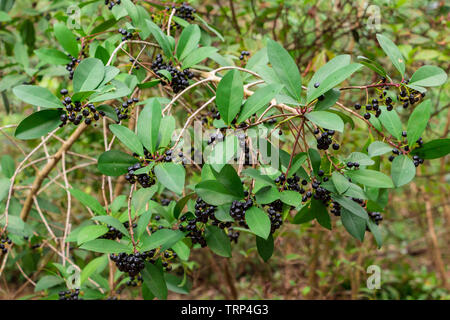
[181,46,218,69]
[14,109,63,140]
[132,186,157,214]
[237,83,283,123]
[80,239,129,253]
[77,225,108,245]
[34,48,71,65]
[410,139,450,159]
[391,155,416,187]
[256,234,274,262]
[255,185,280,204]
[13,85,63,109]
[312,199,331,230]
[137,210,152,239]
[346,152,375,166]
[171,241,190,261]
[109,124,144,156]
[407,100,431,149]
[70,188,107,216]
[207,135,238,172]
[331,194,368,220]
[205,225,231,257]
[140,229,185,252]
[345,169,394,188]
[176,24,201,61]
[173,193,194,219]
[341,208,366,241]
[306,111,344,132]
[378,106,402,140]
[158,116,175,149]
[368,141,392,157]
[376,34,405,76]
[54,22,79,57]
[315,88,341,111]
[367,219,383,248]
[97,150,137,176]
[332,171,350,194]
[245,207,271,239]
[92,216,130,238]
[195,180,241,206]
[307,63,362,103]
[80,255,108,285]
[34,276,63,292]
[1,155,14,178]
[217,165,244,198]
[242,168,277,187]
[216,69,243,124]
[288,153,307,177]
[308,55,350,97]
[292,205,315,224]
[145,20,172,58]
[267,39,302,101]
[137,99,162,154]
[73,58,105,93]
[142,262,168,300]
[154,163,185,195]
[357,56,388,78]
[279,190,301,207]
[409,65,447,87]
[308,148,321,175]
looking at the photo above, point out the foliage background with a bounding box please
[0,0,448,299]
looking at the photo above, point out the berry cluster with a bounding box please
[239,50,250,60]
[114,97,139,122]
[346,161,360,169]
[0,235,12,255]
[179,198,217,247]
[65,56,81,80]
[397,82,425,109]
[58,289,81,300]
[172,3,196,21]
[117,28,133,42]
[125,162,156,188]
[151,54,194,93]
[207,131,224,145]
[101,225,123,240]
[368,211,383,225]
[110,252,149,278]
[59,89,105,126]
[330,201,342,216]
[229,199,253,227]
[267,200,283,233]
[313,128,339,150]
[105,0,121,10]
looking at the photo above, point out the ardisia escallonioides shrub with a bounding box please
[1,1,448,300]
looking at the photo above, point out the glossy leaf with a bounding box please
[267,39,302,101]
[216,69,243,124]
[97,150,137,176]
[15,109,63,140]
[391,155,416,187]
[237,83,283,123]
[407,100,431,149]
[245,206,271,239]
[306,111,344,132]
[109,124,144,156]
[13,85,64,109]
[376,34,405,76]
[154,163,185,195]
[409,65,447,87]
[345,169,394,188]
[205,225,231,257]
[73,58,105,93]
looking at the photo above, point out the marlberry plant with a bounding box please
[0,1,448,300]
